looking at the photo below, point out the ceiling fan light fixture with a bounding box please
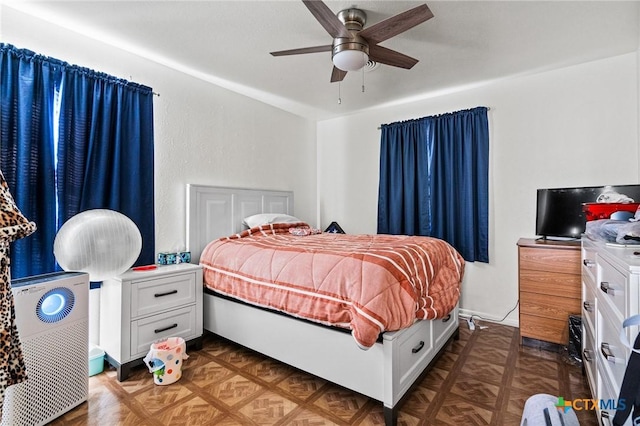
[333,50,369,72]
[332,35,369,72]
[270,2,434,83]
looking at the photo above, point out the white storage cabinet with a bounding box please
[582,238,640,426]
[100,263,203,380]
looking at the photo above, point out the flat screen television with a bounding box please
[535,184,640,240]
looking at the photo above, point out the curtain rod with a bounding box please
[377,106,490,129]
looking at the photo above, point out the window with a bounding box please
[0,44,155,278]
[377,107,489,262]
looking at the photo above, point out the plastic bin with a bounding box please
[88,346,105,376]
[143,337,188,385]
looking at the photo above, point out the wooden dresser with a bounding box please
[517,238,582,347]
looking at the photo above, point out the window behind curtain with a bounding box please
[0,44,155,278]
[377,107,489,263]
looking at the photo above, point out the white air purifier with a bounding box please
[2,272,89,426]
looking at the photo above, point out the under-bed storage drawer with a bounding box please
[391,310,458,401]
[394,319,435,395]
[432,309,458,349]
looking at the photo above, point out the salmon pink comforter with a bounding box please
[199,223,465,349]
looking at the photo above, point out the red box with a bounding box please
[582,202,640,221]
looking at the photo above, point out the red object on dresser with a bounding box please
[582,202,640,221]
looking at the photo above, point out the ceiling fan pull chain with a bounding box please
[362,54,366,93]
[338,81,342,105]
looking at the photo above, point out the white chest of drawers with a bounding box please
[99,263,203,381]
[582,238,640,425]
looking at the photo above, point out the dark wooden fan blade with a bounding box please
[302,0,350,38]
[368,44,419,69]
[359,4,433,44]
[270,45,332,56]
[331,66,347,83]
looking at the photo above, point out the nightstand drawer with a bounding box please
[130,306,197,357]
[131,272,196,318]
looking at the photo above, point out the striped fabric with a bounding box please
[200,222,465,349]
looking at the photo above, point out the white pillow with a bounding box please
[242,213,303,228]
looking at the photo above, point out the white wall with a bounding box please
[317,53,639,325]
[4,5,639,328]
[1,7,318,256]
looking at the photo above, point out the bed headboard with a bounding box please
[186,184,294,262]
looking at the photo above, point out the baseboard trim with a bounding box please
[459,308,519,328]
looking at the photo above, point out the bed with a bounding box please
[186,184,464,425]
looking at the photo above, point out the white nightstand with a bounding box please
[99,263,203,381]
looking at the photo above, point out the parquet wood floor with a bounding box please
[50,320,598,425]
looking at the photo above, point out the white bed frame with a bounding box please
[186,184,459,425]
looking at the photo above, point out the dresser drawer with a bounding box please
[519,269,581,298]
[582,281,597,333]
[597,308,627,391]
[582,243,597,285]
[597,359,633,426]
[131,272,196,318]
[519,247,581,275]
[130,306,197,357]
[520,291,580,319]
[582,325,596,398]
[597,258,627,320]
[519,314,566,345]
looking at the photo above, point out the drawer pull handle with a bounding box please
[601,342,615,362]
[583,259,595,267]
[600,282,616,296]
[583,301,593,312]
[154,289,178,298]
[154,323,178,334]
[412,341,425,354]
[442,314,451,323]
[582,349,593,363]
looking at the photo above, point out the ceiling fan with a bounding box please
[270,0,434,83]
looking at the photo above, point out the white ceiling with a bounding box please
[8,1,640,120]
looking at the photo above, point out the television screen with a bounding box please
[535,184,640,239]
